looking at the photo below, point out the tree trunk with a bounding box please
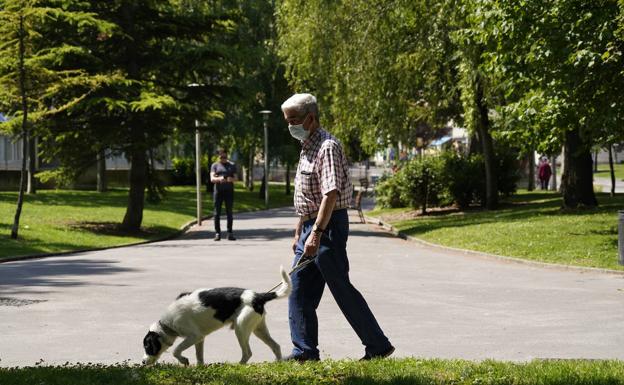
[467,130,481,156]
[594,151,598,172]
[609,144,615,197]
[550,154,558,191]
[97,148,107,192]
[475,78,497,209]
[11,15,28,240]
[248,147,254,191]
[527,151,535,191]
[121,143,147,231]
[285,163,291,195]
[27,134,36,194]
[560,129,597,208]
[259,174,266,198]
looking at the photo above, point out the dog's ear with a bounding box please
[143,331,161,356]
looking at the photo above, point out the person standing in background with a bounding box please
[210,149,237,241]
[538,157,552,190]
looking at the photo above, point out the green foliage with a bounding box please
[376,148,520,211]
[171,156,209,186]
[440,151,484,209]
[277,0,462,157]
[399,156,445,212]
[374,173,403,209]
[0,0,115,132]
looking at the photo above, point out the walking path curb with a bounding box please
[365,214,624,276]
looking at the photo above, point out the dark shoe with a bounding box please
[214,233,221,241]
[227,233,236,241]
[360,346,395,361]
[284,353,320,362]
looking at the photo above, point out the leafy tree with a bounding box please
[39,1,233,231]
[479,0,624,207]
[0,0,114,238]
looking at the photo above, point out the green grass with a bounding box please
[596,162,624,180]
[0,183,293,260]
[1,359,623,385]
[369,190,624,271]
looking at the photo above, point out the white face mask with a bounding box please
[288,113,310,141]
[288,123,309,141]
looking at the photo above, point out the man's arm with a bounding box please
[226,165,237,183]
[210,172,224,184]
[292,216,303,252]
[302,189,338,257]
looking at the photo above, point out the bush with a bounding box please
[440,151,484,209]
[171,156,209,186]
[494,144,521,198]
[399,156,445,214]
[374,172,403,208]
[375,148,520,211]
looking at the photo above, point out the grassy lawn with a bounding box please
[0,183,293,260]
[369,190,624,271]
[596,162,624,180]
[1,359,623,385]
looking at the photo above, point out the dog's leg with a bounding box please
[195,339,205,366]
[253,317,282,361]
[234,308,258,364]
[173,336,199,366]
[234,325,253,364]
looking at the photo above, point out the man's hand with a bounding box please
[292,233,299,253]
[303,231,321,257]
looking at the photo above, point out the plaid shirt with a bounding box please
[294,128,353,216]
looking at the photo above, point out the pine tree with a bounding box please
[0,0,114,239]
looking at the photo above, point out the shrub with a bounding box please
[440,151,484,209]
[398,156,445,214]
[375,148,520,211]
[494,144,521,198]
[374,172,403,208]
[171,156,209,186]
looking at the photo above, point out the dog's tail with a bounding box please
[253,266,292,311]
[273,265,292,298]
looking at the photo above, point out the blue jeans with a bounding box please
[288,209,391,358]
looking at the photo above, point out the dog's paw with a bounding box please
[176,356,190,366]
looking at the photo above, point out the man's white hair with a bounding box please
[281,93,319,118]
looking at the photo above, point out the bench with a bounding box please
[351,190,365,224]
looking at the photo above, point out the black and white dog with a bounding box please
[142,267,291,365]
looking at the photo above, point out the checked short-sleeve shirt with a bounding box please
[294,128,353,216]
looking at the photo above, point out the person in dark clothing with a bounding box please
[210,149,237,241]
[538,157,552,190]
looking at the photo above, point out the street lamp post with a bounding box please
[259,110,271,209]
[188,83,202,226]
[194,119,202,226]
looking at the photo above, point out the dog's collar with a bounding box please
[158,321,179,338]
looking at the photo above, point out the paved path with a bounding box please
[594,176,624,193]
[1,207,623,367]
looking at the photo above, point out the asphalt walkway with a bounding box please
[1,206,623,367]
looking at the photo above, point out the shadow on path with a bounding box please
[0,259,138,295]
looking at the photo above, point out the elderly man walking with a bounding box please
[281,93,394,361]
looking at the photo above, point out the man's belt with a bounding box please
[300,211,319,222]
[299,207,347,222]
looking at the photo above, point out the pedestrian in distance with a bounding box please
[210,149,237,241]
[281,93,394,362]
[538,156,552,190]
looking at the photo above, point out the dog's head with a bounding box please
[142,330,169,365]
